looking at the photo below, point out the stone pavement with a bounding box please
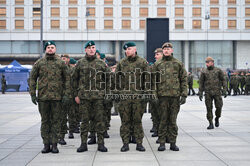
[0,93,250,166]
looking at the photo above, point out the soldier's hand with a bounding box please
[222,91,227,98]
[199,94,203,101]
[62,96,70,105]
[75,96,80,104]
[179,96,186,105]
[31,95,37,105]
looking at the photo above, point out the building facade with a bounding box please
[0,0,250,72]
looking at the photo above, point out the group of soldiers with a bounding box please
[28,40,243,154]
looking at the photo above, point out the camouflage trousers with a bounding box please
[79,99,105,144]
[158,97,180,144]
[149,101,160,133]
[1,85,6,94]
[188,84,196,95]
[38,101,61,144]
[245,85,250,95]
[59,99,77,138]
[119,100,144,144]
[205,93,223,122]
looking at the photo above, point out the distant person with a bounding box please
[199,57,227,130]
[187,72,196,96]
[29,41,71,153]
[1,74,6,94]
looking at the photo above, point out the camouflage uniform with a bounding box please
[187,73,196,95]
[72,55,108,145]
[224,74,229,94]
[115,54,148,145]
[245,74,250,95]
[1,75,6,94]
[29,54,71,145]
[230,74,239,95]
[153,55,187,144]
[199,66,226,123]
[239,74,246,94]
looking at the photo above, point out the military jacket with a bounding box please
[199,66,226,95]
[72,55,108,100]
[245,75,250,86]
[153,55,187,97]
[29,54,71,101]
[188,74,193,85]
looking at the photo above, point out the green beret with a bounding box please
[44,41,56,50]
[96,50,100,55]
[100,53,105,59]
[69,58,77,64]
[84,41,95,48]
[123,42,136,50]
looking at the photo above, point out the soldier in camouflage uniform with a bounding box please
[1,74,6,94]
[116,42,148,152]
[230,72,239,96]
[73,41,108,152]
[29,41,71,153]
[199,56,227,130]
[239,72,246,95]
[245,73,250,95]
[187,72,196,96]
[153,42,187,152]
[224,72,229,95]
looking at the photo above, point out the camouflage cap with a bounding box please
[44,41,56,50]
[205,56,214,62]
[162,42,173,49]
[84,41,95,48]
[123,42,136,50]
[100,53,105,59]
[154,48,163,53]
[61,54,70,58]
[69,58,77,64]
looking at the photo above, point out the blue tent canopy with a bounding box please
[0,60,30,92]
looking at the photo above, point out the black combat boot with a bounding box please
[41,144,51,153]
[97,144,108,152]
[151,131,158,137]
[77,143,88,152]
[104,131,110,138]
[207,122,214,130]
[120,144,129,152]
[156,138,160,144]
[166,137,170,143]
[58,138,67,145]
[73,127,80,133]
[88,136,96,145]
[129,136,136,144]
[215,117,220,127]
[158,143,166,151]
[136,143,145,152]
[170,143,179,151]
[51,143,59,153]
[150,126,155,133]
[68,132,74,139]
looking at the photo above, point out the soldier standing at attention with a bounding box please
[1,74,6,94]
[239,72,246,95]
[153,42,187,152]
[199,57,227,130]
[29,41,71,153]
[245,73,250,95]
[116,42,148,152]
[73,41,108,153]
[187,72,196,96]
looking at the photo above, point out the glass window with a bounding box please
[228,8,236,17]
[122,20,131,29]
[210,0,219,5]
[15,8,24,17]
[245,8,250,17]
[157,0,166,4]
[157,8,166,17]
[12,41,29,53]
[69,0,78,4]
[33,8,41,17]
[0,41,11,53]
[33,0,40,4]
[104,8,113,17]
[104,20,113,29]
[29,41,39,53]
[104,0,113,4]
[245,20,250,29]
[246,0,250,5]
[69,20,77,29]
[87,20,95,29]
[87,8,95,17]
[140,8,148,17]
[175,0,184,4]
[122,0,130,4]
[193,20,201,29]
[175,8,184,17]
[210,8,219,17]
[193,8,201,17]
[228,0,236,4]
[210,20,219,29]
[0,0,6,4]
[175,20,184,29]
[0,20,6,29]
[33,20,40,29]
[140,0,148,4]
[51,20,60,29]
[86,0,95,4]
[51,8,60,17]
[15,20,24,29]
[228,20,236,29]
[51,0,60,4]
[193,0,201,5]
[139,20,145,29]
[122,8,131,17]
[69,8,78,17]
[0,8,6,17]
[15,0,24,5]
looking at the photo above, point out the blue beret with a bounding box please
[100,53,105,59]
[69,58,77,64]
[44,41,56,50]
[123,42,136,50]
[84,41,95,48]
